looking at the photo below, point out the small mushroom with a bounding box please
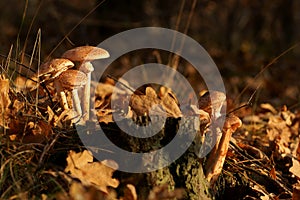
[58,70,88,115]
[198,90,226,119]
[62,46,110,122]
[35,58,74,82]
[205,114,242,185]
[34,58,75,109]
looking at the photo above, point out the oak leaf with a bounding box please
[65,150,119,193]
[130,87,182,118]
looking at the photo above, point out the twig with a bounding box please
[227,83,261,116]
[46,0,107,59]
[234,42,300,104]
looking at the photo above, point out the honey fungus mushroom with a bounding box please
[35,58,74,82]
[61,46,110,121]
[198,90,226,119]
[33,58,75,109]
[58,70,88,115]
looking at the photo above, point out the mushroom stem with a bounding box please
[54,79,68,110]
[84,71,91,120]
[71,89,82,115]
[205,115,242,186]
[80,62,94,122]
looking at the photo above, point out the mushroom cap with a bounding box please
[59,70,88,90]
[198,90,226,116]
[37,58,74,79]
[61,46,110,62]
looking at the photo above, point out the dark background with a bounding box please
[0,0,299,108]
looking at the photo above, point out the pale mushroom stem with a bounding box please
[54,79,69,110]
[84,72,91,120]
[71,89,82,115]
[80,62,94,122]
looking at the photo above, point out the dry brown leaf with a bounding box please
[290,158,300,178]
[46,106,57,123]
[159,90,182,118]
[12,99,25,111]
[22,121,53,143]
[120,184,137,200]
[56,181,116,200]
[97,109,114,124]
[260,103,277,114]
[14,76,37,92]
[293,182,300,200]
[198,91,226,119]
[130,87,160,116]
[0,78,11,112]
[130,87,182,118]
[296,139,300,161]
[95,82,114,98]
[98,114,114,124]
[55,109,79,127]
[65,150,119,193]
[269,167,277,180]
[147,184,185,200]
[267,115,292,155]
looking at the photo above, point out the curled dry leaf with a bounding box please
[293,182,300,200]
[130,87,160,116]
[267,114,293,156]
[290,158,300,179]
[198,90,226,119]
[22,121,53,143]
[0,78,11,127]
[147,184,185,200]
[56,181,116,200]
[159,89,182,118]
[260,103,277,114]
[120,184,137,200]
[95,82,115,100]
[65,150,119,193]
[96,109,114,124]
[14,76,37,92]
[130,87,182,118]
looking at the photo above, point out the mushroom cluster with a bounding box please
[35,46,110,124]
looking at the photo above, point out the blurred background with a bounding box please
[0,0,299,108]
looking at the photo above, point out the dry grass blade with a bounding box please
[46,0,107,59]
[234,42,300,104]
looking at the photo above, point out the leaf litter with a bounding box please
[1,54,299,199]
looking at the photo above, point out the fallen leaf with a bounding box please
[130,87,182,118]
[290,158,300,178]
[147,184,185,200]
[120,184,137,200]
[260,103,277,114]
[269,167,277,180]
[296,139,300,161]
[0,78,11,112]
[159,89,182,118]
[56,181,116,200]
[198,91,226,119]
[130,87,160,116]
[293,182,300,200]
[65,150,119,193]
[22,121,53,143]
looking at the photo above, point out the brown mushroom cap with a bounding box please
[61,46,110,62]
[198,91,226,111]
[59,70,88,90]
[37,58,74,79]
